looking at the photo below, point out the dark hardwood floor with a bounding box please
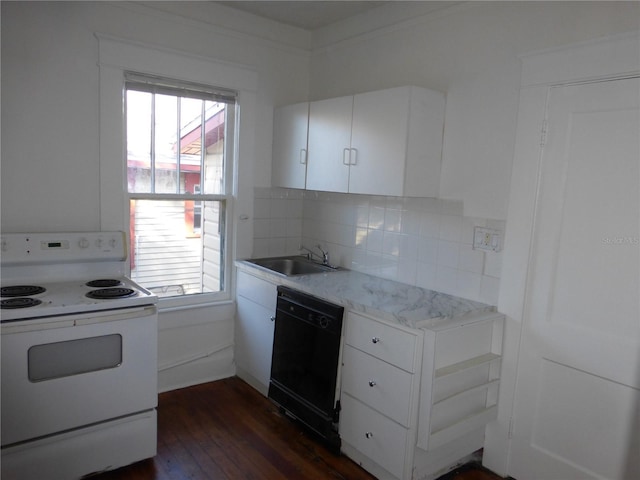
[92,377,502,480]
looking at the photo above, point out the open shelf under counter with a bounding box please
[428,404,499,450]
[435,352,502,378]
[417,311,504,454]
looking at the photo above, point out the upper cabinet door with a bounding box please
[306,96,353,193]
[349,87,411,196]
[349,86,445,197]
[272,102,309,189]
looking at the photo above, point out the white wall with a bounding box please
[1,1,311,391]
[309,1,640,220]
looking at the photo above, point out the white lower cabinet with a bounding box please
[235,271,277,395]
[340,312,422,480]
[339,311,504,480]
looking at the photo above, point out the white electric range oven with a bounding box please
[0,232,158,480]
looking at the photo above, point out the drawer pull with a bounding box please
[368,380,377,387]
[365,431,373,439]
[371,337,380,344]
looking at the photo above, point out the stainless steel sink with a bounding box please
[246,256,339,276]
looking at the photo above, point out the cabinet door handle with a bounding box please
[365,431,373,439]
[350,148,358,165]
[299,149,307,165]
[368,380,377,387]
[270,316,276,322]
[343,148,351,166]
[371,337,380,344]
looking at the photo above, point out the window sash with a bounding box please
[129,193,230,202]
[128,197,229,298]
[125,86,235,196]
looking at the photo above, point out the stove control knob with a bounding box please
[95,238,103,248]
[78,237,90,249]
[109,238,117,248]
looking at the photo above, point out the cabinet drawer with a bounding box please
[340,393,409,480]
[345,312,417,372]
[342,346,413,427]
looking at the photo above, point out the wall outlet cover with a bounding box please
[473,227,502,252]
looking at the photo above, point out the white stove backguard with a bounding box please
[1,231,129,283]
[1,232,156,323]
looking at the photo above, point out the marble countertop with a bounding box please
[236,260,496,330]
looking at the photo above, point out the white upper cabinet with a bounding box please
[306,86,445,197]
[306,95,354,193]
[271,102,309,189]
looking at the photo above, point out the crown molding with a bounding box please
[118,2,312,57]
[310,1,472,53]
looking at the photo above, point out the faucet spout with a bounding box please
[315,244,330,265]
[300,244,330,265]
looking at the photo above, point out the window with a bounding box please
[125,73,236,299]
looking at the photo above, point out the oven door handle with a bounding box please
[1,305,157,334]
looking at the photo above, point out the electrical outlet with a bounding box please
[473,227,502,252]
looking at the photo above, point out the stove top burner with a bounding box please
[1,285,46,297]
[1,297,43,309]
[86,288,136,300]
[86,279,123,288]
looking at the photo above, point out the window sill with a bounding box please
[157,292,233,313]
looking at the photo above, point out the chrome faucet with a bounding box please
[316,245,330,265]
[300,244,330,265]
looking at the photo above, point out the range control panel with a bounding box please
[0,232,127,265]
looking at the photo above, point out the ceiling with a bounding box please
[217,1,390,30]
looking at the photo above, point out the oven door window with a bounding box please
[28,334,122,382]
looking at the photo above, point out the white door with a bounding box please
[306,95,353,193]
[509,77,640,479]
[272,102,309,189]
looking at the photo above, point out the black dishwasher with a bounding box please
[268,285,344,452]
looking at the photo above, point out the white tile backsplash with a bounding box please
[420,212,441,238]
[459,245,485,274]
[439,214,463,241]
[437,240,460,268]
[252,187,504,304]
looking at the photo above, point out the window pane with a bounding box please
[154,94,179,193]
[179,97,203,194]
[126,90,152,193]
[202,101,226,195]
[129,199,224,297]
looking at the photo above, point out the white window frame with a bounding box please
[97,34,257,309]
